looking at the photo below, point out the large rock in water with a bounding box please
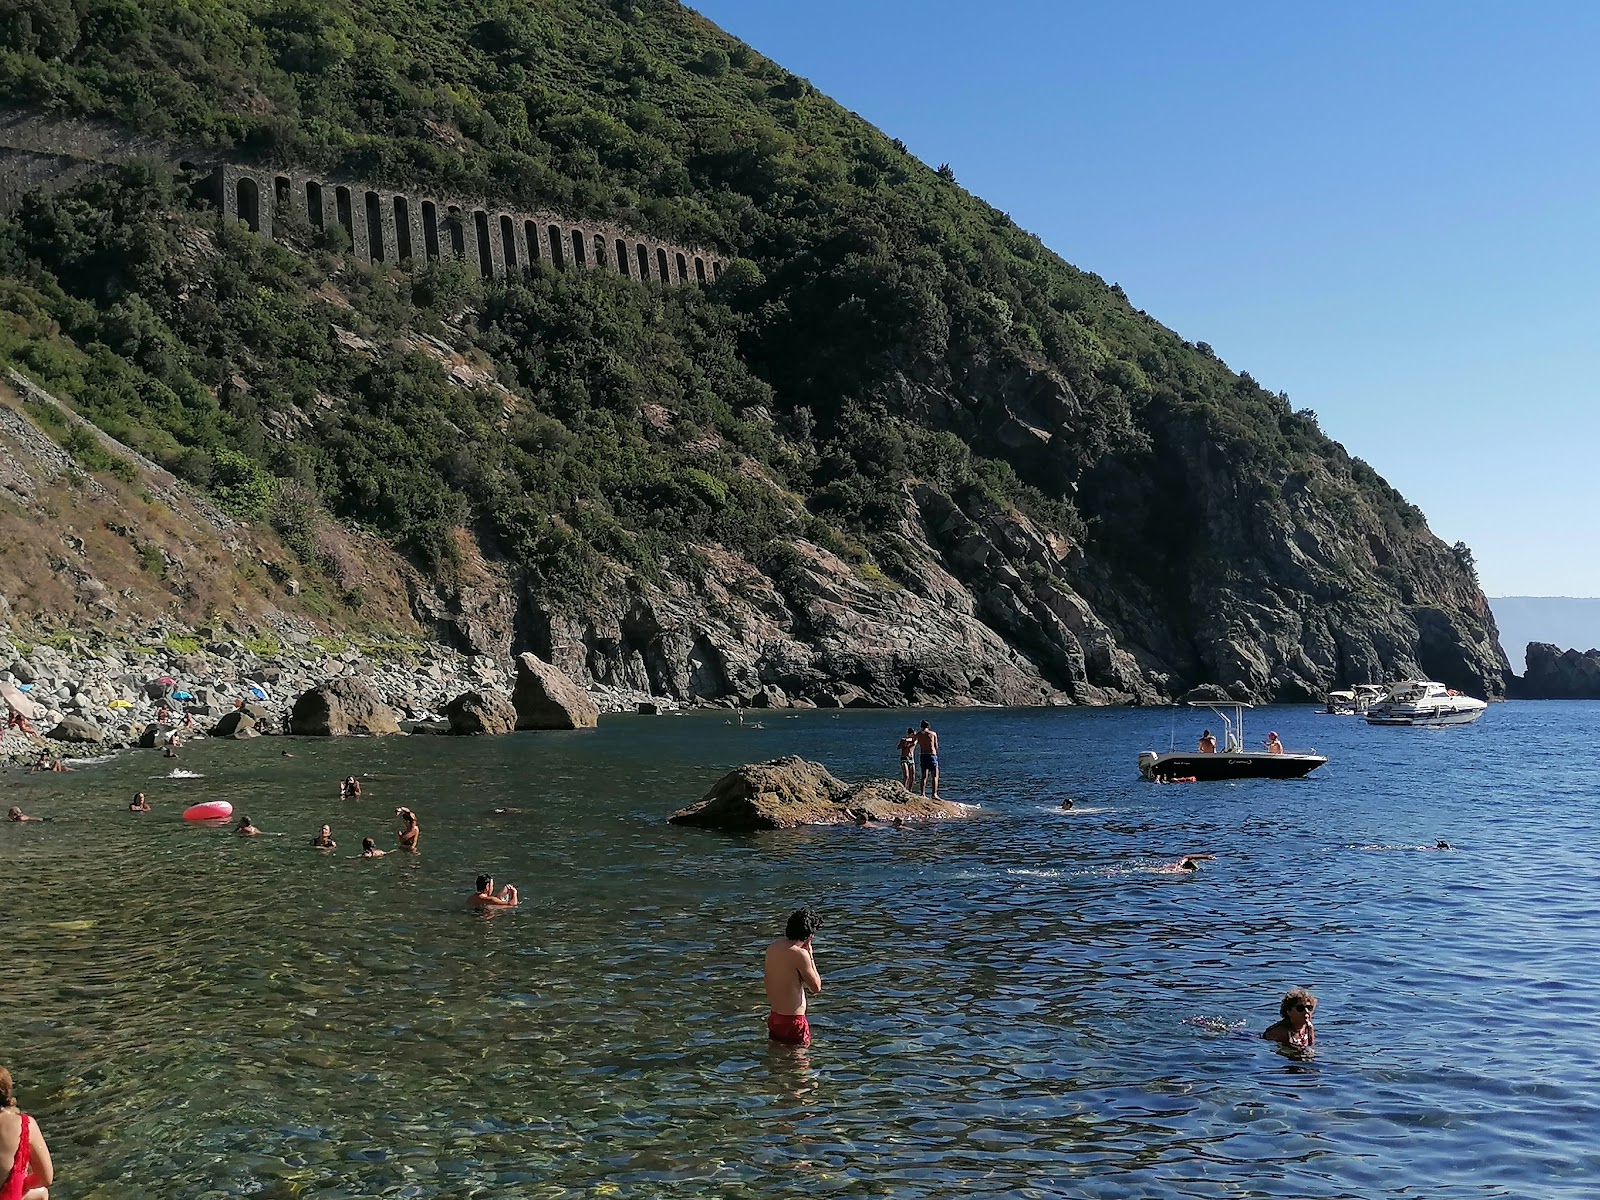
[444,690,516,735]
[512,653,599,730]
[669,755,969,831]
[289,678,400,737]
[210,710,259,739]
[1512,642,1600,699]
[46,715,104,744]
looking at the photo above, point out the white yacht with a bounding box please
[1364,680,1488,727]
[1321,683,1386,715]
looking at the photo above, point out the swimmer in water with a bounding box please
[361,837,385,858]
[236,816,262,837]
[1432,839,1454,850]
[128,792,151,813]
[1261,987,1316,1049]
[1060,798,1075,810]
[395,807,420,853]
[1155,853,1216,873]
[471,874,518,908]
[309,823,336,849]
[6,806,43,823]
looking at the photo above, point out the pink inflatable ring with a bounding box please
[183,801,234,822]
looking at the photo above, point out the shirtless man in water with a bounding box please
[764,908,823,1046]
[471,874,518,908]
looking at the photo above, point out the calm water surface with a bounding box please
[4,702,1599,1198]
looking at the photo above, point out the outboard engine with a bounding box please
[1137,751,1159,780]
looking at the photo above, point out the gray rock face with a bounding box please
[289,678,400,737]
[1513,643,1600,699]
[512,654,599,730]
[668,755,968,831]
[210,710,259,739]
[46,715,104,743]
[443,690,516,736]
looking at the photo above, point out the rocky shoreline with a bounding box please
[0,620,672,768]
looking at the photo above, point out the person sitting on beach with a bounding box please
[128,792,151,813]
[1262,987,1317,1049]
[236,816,262,837]
[340,775,362,799]
[6,806,43,823]
[472,874,518,908]
[309,824,336,850]
[0,1065,54,1200]
[361,837,385,859]
[396,807,420,854]
[1264,732,1285,755]
[1197,730,1217,753]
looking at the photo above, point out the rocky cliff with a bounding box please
[1511,643,1600,699]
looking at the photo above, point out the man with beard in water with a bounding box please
[764,908,823,1046]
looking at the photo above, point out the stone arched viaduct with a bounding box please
[214,164,724,286]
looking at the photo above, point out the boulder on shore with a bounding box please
[512,653,599,730]
[137,723,173,749]
[289,678,400,737]
[46,715,104,744]
[443,690,516,736]
[669,755,969,832]
[210,710,259,739]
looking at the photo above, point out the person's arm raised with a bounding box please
[798,943,823,995]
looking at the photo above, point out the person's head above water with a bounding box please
[6,806,22,820]
[362,837,375,851]
[1280,987,1317,1020]
[785,908,822,941]
[476,874,494,892]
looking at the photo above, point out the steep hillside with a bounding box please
[0,0,1507,703]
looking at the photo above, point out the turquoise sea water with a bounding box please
[4,701,1599,1198]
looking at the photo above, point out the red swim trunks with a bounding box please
[767,1012,811,1045]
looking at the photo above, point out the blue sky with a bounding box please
[689,1,1599,597]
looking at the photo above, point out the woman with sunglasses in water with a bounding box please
[1262,988,1317,1049]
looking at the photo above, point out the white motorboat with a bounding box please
[1320,683,1386,715]
[1364,680,1487,727]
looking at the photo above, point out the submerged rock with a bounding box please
[289,678,400,737]
[443,690,516,735]
[512,653,599,730]
[669,755,968,831]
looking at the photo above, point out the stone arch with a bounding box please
[712,260,723,279]
[447,205,466,258]
[274,174,292,213]
[422,200,440,259]
[636,243,650,280]
[393,196,413,260]
[525,220,541,265]
[592,233,607,270]
[570,228,587,268]
[235,176,261,232]
[675,252,688,283]
[499,214,517,271]
[548,224,565,268]
[615,238,630,278]
[657,247,670,281]
[473,211,493,277]
[304,180,324,230]
[693,256,707,284]
[364,191,385,261]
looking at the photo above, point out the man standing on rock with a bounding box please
[764,908,823,1047]
[897,727,917,791]
[915,720,942,800]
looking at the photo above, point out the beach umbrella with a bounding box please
[0,681,44,720]
[248,685,268,700]
[157,676,176,685]
[172,690,195,701]
[107,699,134,710]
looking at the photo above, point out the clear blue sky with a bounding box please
[689,1,1600,597]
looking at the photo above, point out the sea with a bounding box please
[4,701,1598,1199]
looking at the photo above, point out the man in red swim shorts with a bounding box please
[764,908,823,1045]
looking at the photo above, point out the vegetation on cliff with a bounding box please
[0,0,1500,696]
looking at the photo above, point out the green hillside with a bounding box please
[0,0,1504,699]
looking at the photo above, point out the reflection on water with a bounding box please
[5,702,1600,1197]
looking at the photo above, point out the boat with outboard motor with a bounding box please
[1138,702,1328,782]
[1364,680,1487,726]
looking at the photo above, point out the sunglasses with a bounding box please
[1291,1002,1316,1011]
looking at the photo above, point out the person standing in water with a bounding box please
[471,875,518,907]
[0,1065,53,1200]
[309,824,336,849]
[128,792,151,813]
[914,721,942,800]
[395,807,420,854]
[236,816,262,837]
[764,908,823,1046]
[1262,988,1316,1049]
